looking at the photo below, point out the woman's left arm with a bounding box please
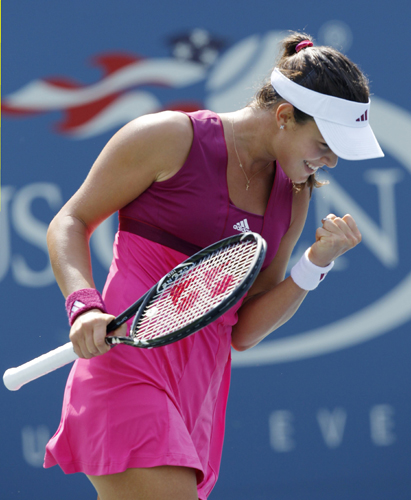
[231,186,362,351]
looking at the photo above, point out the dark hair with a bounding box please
[251,31,370,192]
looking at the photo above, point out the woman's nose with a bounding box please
[322,151,338,169]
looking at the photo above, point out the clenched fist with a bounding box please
[308,214,362,268]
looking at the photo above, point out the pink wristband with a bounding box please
[65,288,107,326]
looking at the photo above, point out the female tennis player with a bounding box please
[44,32,383,500]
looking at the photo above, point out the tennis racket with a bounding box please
[3,232,266,391]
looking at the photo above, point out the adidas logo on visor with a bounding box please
[233,219,250,232]
[356,110,368,122]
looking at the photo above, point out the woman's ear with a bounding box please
[275,102,295,130]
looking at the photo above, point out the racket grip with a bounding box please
[3,342,78,391]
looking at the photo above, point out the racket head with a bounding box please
[109,232,266,349]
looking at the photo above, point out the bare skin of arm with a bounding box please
[47,111,194,358]
[231,185,362,351]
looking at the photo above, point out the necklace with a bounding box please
[231,118,270,191]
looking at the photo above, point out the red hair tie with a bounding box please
[295,40,313,53]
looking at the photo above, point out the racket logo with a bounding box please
[168,264,235,314]
[209,274,234,297]
[203,265,234,297]
[170,280,200,313]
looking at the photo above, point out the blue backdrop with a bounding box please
[2,1,410,499]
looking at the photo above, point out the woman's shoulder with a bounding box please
[108,111,194,182]
[125,110,193,145]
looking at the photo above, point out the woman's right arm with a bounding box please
[47,111,193,358]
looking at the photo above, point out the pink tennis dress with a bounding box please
[44,110,293,499]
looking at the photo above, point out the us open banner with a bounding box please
[1,1,410,499]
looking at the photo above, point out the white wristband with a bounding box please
[290,249,334,291]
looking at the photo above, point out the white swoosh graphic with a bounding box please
[66,91,161,139]
[4,59,206,110]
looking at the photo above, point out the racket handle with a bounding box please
[3,342,78,391]
[3,298,144,392]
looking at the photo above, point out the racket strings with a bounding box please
[131,241,258,340]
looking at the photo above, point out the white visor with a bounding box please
[271,68,384,161]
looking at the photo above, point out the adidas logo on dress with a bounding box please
[233,219,250,232]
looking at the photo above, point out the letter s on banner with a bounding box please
[0,187,15,282]
[11,183,63,287]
